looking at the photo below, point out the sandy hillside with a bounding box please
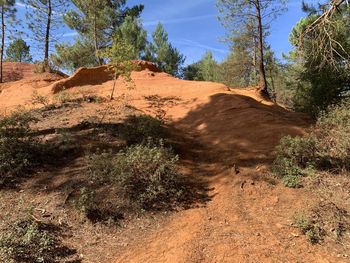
[0,62,346,263]
[2,62,37,82]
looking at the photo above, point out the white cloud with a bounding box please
[173,38,228,55]
[143,14,216,27]
[61,32,78,38]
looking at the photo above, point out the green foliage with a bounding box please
[51,38,97,72]
[31,90,49,106]
[115,16,147,59]
[273,100,350,187]
[88,151,116,185]
[183,62,201,81]
[5,38,32,63]
[122,115,165,145]
[63,0,143,64]
[144,23,185,77]
[74,187,96,215]
[294,213,324,244]
[0,111,41,185]
[184,51,220,82]
[273,135,317,188]
[53,91,75,104]
[0,219,57,263]
[219,48,257,87]
[100,35,137,99]
[315,100,350,170]
[275,135,317,168]
[22,0,67,63]
[100,36,136,79]
[288,8,350,116]
[88,141,187,210]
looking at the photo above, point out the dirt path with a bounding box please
[113,90,344,263]
[0,64,343,262]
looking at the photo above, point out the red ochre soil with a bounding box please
[0,61,346,263]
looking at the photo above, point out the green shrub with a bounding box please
[272,135,316,187]
[281,172,302,188]
[31,91,49,107]
[0,219,57,263]
[53,91,75,104]
[274,135,317,168]
[0,111,42,185]
[294,213,325,244]
[88,151,116,185]
[73,187,96,215]
[273,100,350,187]
[122,115,165,145]
[315,100,350,170]
[88,141,187,210]
[53,130,79,154]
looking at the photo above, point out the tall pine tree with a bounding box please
[144,23,185,77]
[63,0,143,65]
[0,0,16,83]
[5,38,32,62]
[217,0,286,97]
[22,0,67,69]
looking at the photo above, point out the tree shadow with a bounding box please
[173,92,311,171]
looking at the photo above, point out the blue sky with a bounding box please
[14,0,306,65]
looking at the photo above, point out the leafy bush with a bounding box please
[0,219,58,263]
[0,111,42,185]
[122,115,165,145]
[294,213,324,244]
[31,91,49,107]
[273,100,350,187]
[88,151,116,185]
[272,135,316,187]
[315,100,350,170]
[53,91,75,104]
[88,141,187,210]
[73,187,96,215]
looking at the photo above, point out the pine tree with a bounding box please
[116,16,147,59]
[100,35,136,100]
[217,0,286,97]
[144,23,185,77]
[63,0,143,65]
[184,51,220,82]
[0,0,16,83]
[51,38,97,73]
[5,38,32,62]
[22,0,67,69]
[198,51,220,82]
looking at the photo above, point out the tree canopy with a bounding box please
[144,23,185,77]
[5,38,32,63]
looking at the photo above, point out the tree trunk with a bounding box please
[0,6,5,83]
[93,11,103,65]
[44,0,52,69]
[255,0,269,97]
[269,68,276,102]
[110,75,117,100]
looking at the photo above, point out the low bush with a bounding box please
[122,115,165,145]
[273,99,350,187]
[294,213,325,244]
[0,219,58,263]
[73,187,96,215]
[0,111,42,185]
[31,91,49,107]
[272,135,316,188]
[315,100,350,170]
[88,141,187,210]
[53,91,76,104]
